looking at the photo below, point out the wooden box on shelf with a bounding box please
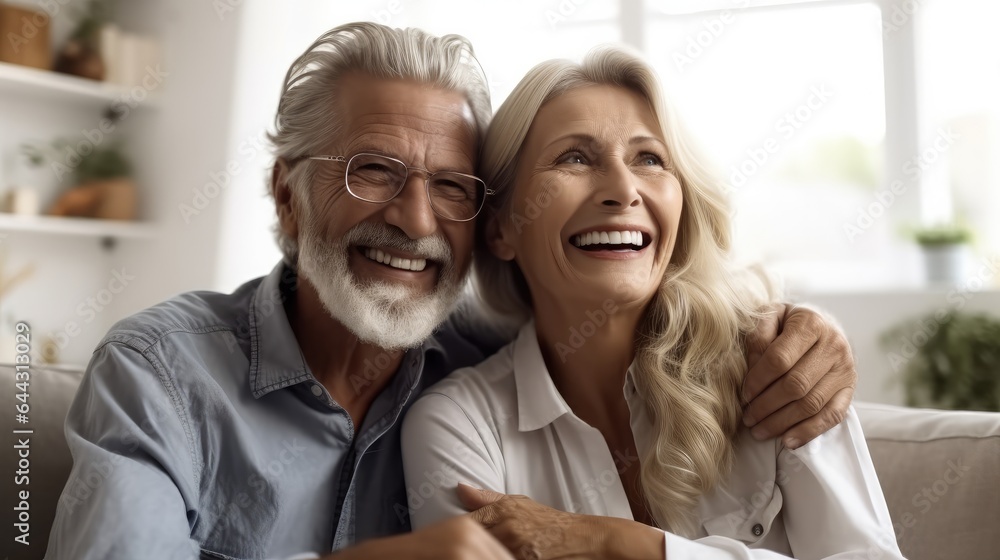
[0,3,51,70]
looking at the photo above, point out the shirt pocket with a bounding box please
[701,481,784,545]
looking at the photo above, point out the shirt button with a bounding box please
[752,523,764,537]
[311,384,323,397]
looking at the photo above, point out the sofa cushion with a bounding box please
[1,362,84,557]
[856,401,1000,560]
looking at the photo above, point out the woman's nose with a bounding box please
[595,162,642,208]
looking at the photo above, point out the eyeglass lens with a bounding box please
[346,153,484,221]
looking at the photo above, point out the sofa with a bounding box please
[2,363,998,559]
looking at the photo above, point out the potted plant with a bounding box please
[880,311,1000,412]
[22,138,137,221]
[913,223,972,285]
[54,0,114,81]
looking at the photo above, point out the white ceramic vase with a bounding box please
[921,244,968,286]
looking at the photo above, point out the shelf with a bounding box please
[0,61,160,110]
[0,214,157,240]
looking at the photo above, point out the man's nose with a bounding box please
[382,174,438,239]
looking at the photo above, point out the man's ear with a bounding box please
[271,158,299,243]
[485,213,516,262]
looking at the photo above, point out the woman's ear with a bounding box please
[485,213,516,261]
[271,158,299,242]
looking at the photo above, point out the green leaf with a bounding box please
[879,312,1000,411]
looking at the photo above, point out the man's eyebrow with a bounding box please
[343,145,393,157]
[343,146,475,174]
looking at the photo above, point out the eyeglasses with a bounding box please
[304,153,494,222]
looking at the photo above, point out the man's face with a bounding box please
[291,73,479,349]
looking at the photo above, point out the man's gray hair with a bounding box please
[267,21,492,266]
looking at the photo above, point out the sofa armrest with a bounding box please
[856,401,1000,560]
[1,362,84,557]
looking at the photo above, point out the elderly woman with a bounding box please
[401,47,903,560]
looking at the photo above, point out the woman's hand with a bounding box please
[460,484,664,560]
[741,303,857,449]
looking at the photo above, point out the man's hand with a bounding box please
[460,484,663,560]
[328,515,514,560]
[742,303,857,449]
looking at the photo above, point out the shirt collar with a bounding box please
[513,319,649,437]
[513,321,573,431]
[249,262,312,398]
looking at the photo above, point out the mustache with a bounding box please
[343,221,453,264]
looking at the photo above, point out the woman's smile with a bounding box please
[567,225,654,260]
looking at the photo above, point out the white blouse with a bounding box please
[401,321,905,559]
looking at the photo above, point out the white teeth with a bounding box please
[572,230,646,248]
[364,248,427,271]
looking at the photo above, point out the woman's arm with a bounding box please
[401,391,506,529]
[661,406,904,560]
[775,405,903,559]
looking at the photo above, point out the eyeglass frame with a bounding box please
[302,152,495,222]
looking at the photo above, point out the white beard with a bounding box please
[297,218,466,351]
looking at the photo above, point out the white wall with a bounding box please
[799,285,1000,405]
[101,0,244,328]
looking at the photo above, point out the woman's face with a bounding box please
[491,84,683,310]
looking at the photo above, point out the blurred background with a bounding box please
[0,0,997,409]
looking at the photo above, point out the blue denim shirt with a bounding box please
[46,262,497,559]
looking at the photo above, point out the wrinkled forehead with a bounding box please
[525,84,666,152]
[332,73,479,169]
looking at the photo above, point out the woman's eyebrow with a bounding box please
[629,135,668,149]
[541,133,597,151]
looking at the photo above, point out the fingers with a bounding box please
[743,343,826,428]
[457,483,505,512]
[462,485,510,528]
[742,307,822,402]
[744,358,844,443]
[780,386,853,449]
[743,304,783,372]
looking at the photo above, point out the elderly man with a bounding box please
[47,22,856,560]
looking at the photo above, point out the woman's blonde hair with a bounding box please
[475,46,774,535]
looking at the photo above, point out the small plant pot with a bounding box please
[93,178,137,220]
[920,243,968,285]
[48,177,137,220]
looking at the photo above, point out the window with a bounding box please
[645,1,890,291]
[915,0,1000,265]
